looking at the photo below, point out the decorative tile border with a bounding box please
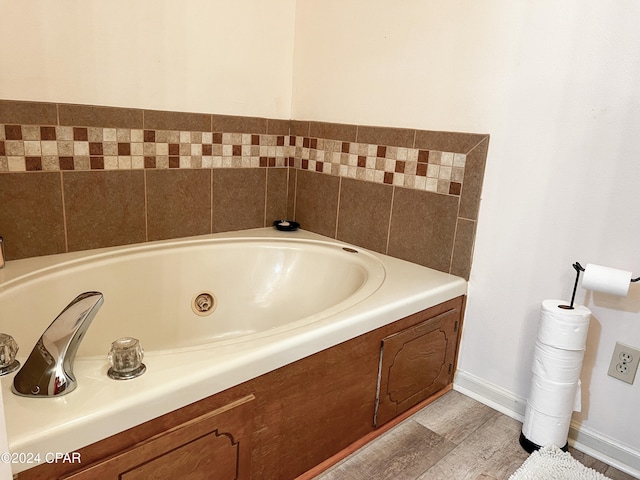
[0,125,291,172]
[294,136,466,195]
[1,124,466,196]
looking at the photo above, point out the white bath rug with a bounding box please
[509,445,612,480]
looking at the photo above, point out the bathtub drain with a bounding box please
[192,292,216,316]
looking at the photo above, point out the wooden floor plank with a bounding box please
[412,389,498,446]
[416,413,528,479]
[319,421,456,480]
[313,390,636,480]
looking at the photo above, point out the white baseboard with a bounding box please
[454,369,640,479]
[453,369,527,422]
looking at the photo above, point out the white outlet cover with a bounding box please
[608,342,640,384]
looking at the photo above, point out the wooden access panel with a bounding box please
[375,308,459,426]
[61,395,255,480]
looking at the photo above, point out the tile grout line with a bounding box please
[143,169,148,241]
[142,109,149,241]
[286,162,292,220]
[59,171,69,253]
[334,177,342,239]
[210,168,214,233]
[448,196,461,275]
[57,103,65,252]
[464,134,490,156]
[263,168,268,227]
[385,186,395,255]
[294,167,298,221]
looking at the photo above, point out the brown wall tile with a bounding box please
[212,168,266,233]
[146,169,212,241]
[144,109,211,132]
[309,121,357,142]
[387,188,459,272]
[459,136,489,220]
[63,171,146,251]
[211,115,267,134]
[266,119,290,136]
[414,130,487,154]
[294,170,340,238]
[356,125,415,148]
[266,168,289,223]
[58,104,143,129]
[450,218,476,280]
[0,172,65,259]
[337,178,392,254]
[290,121,310,137]
[0,100,58,126]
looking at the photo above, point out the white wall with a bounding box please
[0,0,296,118]
[293,0,640,466]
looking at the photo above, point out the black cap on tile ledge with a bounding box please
[273,220,300,231]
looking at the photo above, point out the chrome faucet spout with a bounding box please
[12,292,104,397]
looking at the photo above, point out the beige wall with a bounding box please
[291,1,525,131]
[0,0,296,118]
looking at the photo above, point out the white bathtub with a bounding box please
[0,227,466,474]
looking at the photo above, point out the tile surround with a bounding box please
[336,178,393,254]
[212,168,268,233]
[63,170,147,251]
[0,100,489,279]
[0,172,66,259]
[387,188,460,272]
[294,169,341,239]
[146,169,212,241]
[266,168,289,225]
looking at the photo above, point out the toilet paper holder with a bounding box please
[562,261,639,310]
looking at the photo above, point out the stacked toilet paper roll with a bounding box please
[521,299,591,451]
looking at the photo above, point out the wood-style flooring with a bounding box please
[314,390,637,480]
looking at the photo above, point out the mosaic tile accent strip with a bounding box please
[0,124,466,196]
[292,136,466,196]
[0,125,291,172]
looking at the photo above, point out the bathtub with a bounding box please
[0,227,466,474]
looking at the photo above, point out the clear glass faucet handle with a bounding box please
[0,333,20,375]
[0,333,18,367]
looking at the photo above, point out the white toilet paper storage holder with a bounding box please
[562,261,639,310]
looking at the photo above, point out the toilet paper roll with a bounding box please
[537,300,591,350]
[531,341,585,383]
[522,401,572,448]
[527,374,579,417]
[582,263,631,297]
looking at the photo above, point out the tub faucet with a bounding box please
[12,292,104,397]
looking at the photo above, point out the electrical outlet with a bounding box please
[608,342,640,384]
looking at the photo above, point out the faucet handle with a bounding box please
[108,337,146,380]
[0,333,20,375]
